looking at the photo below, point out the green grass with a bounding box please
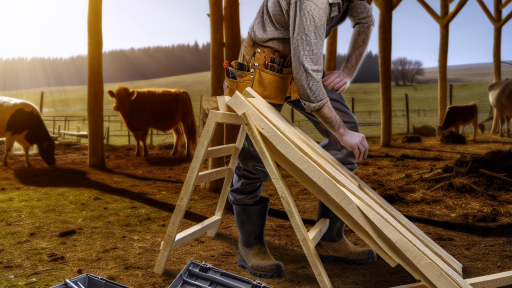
[1,71,492,142]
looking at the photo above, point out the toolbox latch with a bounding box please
[198,262,212,274]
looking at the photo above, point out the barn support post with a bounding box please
[223,0,242,153]
[325,27,338,71]
[87,0,105,168]
[417,0,468,126]
[39,91,44,115]
[202,0,226,193]
[476,0,512,132]
[374,0,401,147]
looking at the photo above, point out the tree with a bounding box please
[391,57,424,86]
[87,0,105,168]
[476,0,512,133]
[417,0,468,126]
[374,0,402,147]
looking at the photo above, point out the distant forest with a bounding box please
[0,42,379,92]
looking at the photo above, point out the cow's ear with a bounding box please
[130,90,137,100]
[107,90,116,98]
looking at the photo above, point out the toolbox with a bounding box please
[50,273,133,288]
[168,260,273,288]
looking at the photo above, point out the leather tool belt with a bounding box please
[224,35,299,104]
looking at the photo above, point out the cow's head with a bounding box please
[108,86,136,112]
[37,141,56,166]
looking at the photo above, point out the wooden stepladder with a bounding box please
[153,97,333,287]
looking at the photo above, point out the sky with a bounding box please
[0,0,511,68]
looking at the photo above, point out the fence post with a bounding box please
[58,125,61,139]
[39,91,44,115]
[150,129,153,147]
[449,84,453,106]
[53,117,56,134]
[351,97,355,112]
[405,93,410,134]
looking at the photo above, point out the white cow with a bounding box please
[0,96,55,167]
[489,79,512,137]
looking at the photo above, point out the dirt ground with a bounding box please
[1,134,512,288]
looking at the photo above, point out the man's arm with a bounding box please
[323,0,375,93]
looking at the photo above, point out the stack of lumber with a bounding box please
[226,89,468,288]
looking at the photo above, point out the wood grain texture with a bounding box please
[195,166,230,185]
[205,144,237,159]
[308,218,330,247]
[171,216,222,250]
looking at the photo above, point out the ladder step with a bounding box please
[308,218,329,246]
[206,144,238,159]
[195,166,230,185]
[170,216,222,250]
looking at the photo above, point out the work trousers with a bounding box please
[228,86,359,242]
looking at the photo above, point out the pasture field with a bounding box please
[0,136,512,288]
[0,71,495,144]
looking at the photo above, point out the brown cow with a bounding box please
[108,86,197,157]
[437,103,479,140]
[489,78,512,137]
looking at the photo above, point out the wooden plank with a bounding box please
[171,216,222,250]
[217,95,236,113]
[391,270,512,288]
[227,91,469,288]
[212,110,243,125]
[205,144,237,159]
[245,88,463,275]
[195,166,230,185]
[239,112,333,288]
[245,91,465,284]
[308,218,330,247]
[207,124,247,237]
[154,111,220,274]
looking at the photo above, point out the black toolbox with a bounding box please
[168,260,273,288]
[50,273,133,288]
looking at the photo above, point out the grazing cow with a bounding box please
[437,103,479,140]
[488,78,512,137]
[108,86,197,157]
[0,96,56,167]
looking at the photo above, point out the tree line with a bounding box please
[0,43,395,92]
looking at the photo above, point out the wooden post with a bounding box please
[417,0,468,126]
[39,91,44,114]
[204,0,226,193]
[449,84,453,105]
[52,117,56,134]
[374,0,401,147]
[405,93,410,134]
[87,0,105,168]
[324,27,338,71]
[58,126,61,138]
[476,0,512,133]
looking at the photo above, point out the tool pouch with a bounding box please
[251,67,292,104]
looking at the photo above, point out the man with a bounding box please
[227,0,375,279]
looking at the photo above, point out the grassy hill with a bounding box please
[0,68,497,144]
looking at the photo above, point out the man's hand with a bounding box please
[336,130,369,162]
[322,70,351,94]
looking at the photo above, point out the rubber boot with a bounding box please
[233,196,285,278]
[315,201,377,264]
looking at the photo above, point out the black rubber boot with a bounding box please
[233,196,285,278]
[315,201,377,264]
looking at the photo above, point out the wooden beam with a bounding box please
[377,0,393,147]
[242,88,463,275]
[212,110,244,125]
[239,112,333,288]
[501,0,512,10]
[325,27,338,71]
[476,0,498,25]
[444,0,469,26]
[308,218,330,247]
[391,270,512,288]
[205,144,237,159]
[416,0,441,24]
[171,216,222,250]
[392,0,403,11]
[195,166,230,185]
